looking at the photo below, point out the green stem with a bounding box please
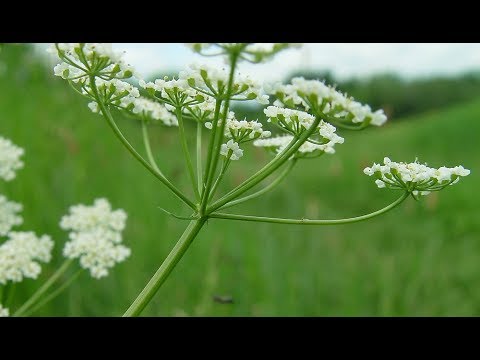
[22,269,84,317]
[89,76,196,211]
[210,192,409,225]
[219,159,297,211]
[208,157,232,202]
[5,284,16,307]
[201,100,222,203]
[201,54,239,213]
[176,107,200,201]
[208,117,321,214]
[13,259,73,317]
[196,121,203,196]
[123,218,207,317]
[141,121,164,176]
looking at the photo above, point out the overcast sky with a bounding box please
[112,43,480,82]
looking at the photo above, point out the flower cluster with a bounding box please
[363,157,471,196]
[207,112,271,161]
[140,77,199,106]
[0,135,24,181]
[186,43,302,63]
[0,195,23,236]
[224,117,271,142]
[179,63,269,104]
[220,140,244,161]
[0,231,54,284]
[130,97,178,126]
[50,43,135,83]
[254,120,344,158]
[50,43,141,115]
[267,77,387,128]
[85,77,140,114]
[60,198,130,279]
[264,106,316,135]
[184,95,217,123]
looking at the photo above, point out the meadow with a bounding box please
[1,45,479,316]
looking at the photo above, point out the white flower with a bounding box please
[0,195,23,236]
[222,115,271,143]
[63,230,130,279]
[87,101,100,113]
[131,97,178,126]
[60,198,127,243]
[51,43,134,82]
[85,78,141,114]
[254,120,343,157]
[267,77,387,127]
[220,140,243,160]
[60,198,130,279]
[179,63,269,104]
[0,136,24,181]
[264,106,315,133]
[0,304,9,317]
[363,158,470,195]
[0,231,54,285]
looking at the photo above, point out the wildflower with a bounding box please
[50,43,140,114]
[220,140,243,160]
[0,195,23,236]
[0,232,54,284]
[50,43,134,83]
[60,198,130,279]
[264,106,316,134]
[224,117,271,142]
[131,97,178,126]
[363,157,470,195]
[0,136,24,181]
[254,120,344,157]
[179,63,269,104]
[266,77,387,127]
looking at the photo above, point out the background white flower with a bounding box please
[60,198,130,279]
[0,136,24,181]
[0,195,23,236]
[0,231,54,284]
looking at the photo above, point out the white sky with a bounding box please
[114,43,480,82]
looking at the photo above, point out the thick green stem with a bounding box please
[123,218,207,317]
[210,192,409,225]
[89,76,196,211]
[219,159,297,210]
[141,121,164,176]
[176,107,200,201]
[201,100,222,203]
[208,157,232,202]
[201,52,240,213]
[14,259,73,317]
[196,121,203,196]
[208,117,321,214]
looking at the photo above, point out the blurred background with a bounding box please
[1,43,479,316]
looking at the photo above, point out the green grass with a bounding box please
[1,45,479,316]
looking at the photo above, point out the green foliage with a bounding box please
[1,44,479,316]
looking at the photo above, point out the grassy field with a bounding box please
[1,45,479,316]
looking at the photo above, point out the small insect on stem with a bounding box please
[213,295,234,304]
